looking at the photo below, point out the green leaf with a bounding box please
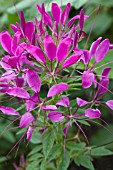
[28,145,42,156]
[28,153,43,161]
[30,128,42,144]
[7,0,37,14]
[58,151,70,170]
[84,13,113,37]
[0,156,8,163]
[8,13,19,25]
[26,161,40,170]
[41,160,46,170]
[92,147,113,156]
[42,129,55,159]
[66,141,86,151]
[77,119,91,126]
[72,0,89,9]
[99,0,113,7]
[48,143,62,161]
[74,155,94,170]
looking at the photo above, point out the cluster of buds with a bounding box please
[0,3,113,145]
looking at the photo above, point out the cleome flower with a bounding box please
[0,2,112,157]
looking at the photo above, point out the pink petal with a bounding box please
[15,77,24,87]
[18,53,34,68]
[0,70,16,82]
[76,97,88,107]
[8,56,18,68]
[10,24,18,32]
[62,52,82,69]
[85,108,101,118]
[26,93,40,112]
[73,31,78,50]
[67,15,89,28]
[20,112,34,128]
[15,42,27,57]
[89,37,102,59]
[95,39,110,63]
[97,79,109,95]
[26,69,41,93]
[56,97,70,107]
[56,38,72,63]
[42,105,57,111]
[79,9,84,31]
[7,87,30,99]
[0,31,13,55]
[25,21,34,43]
[52,3,61,23]
[26,126,34,142]
[44,11,52,27]
[11,31,21,55]
[60,3,71,25]
[27,44,46,63]
[47,83,68,98]
[0,55,11,70]
[101,67,111,80]
[20,11,26,32]
[82,71,94,88]
[36,4,52,27]
[0,83,9,93]
[96,68,111,95]
[63,124,70,136]
[48,111,64,122]
[80,50,89,64]
[44,35,57,61]
[106,100,113,110]
[0,106,20,116]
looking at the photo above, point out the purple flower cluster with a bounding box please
[0,3,113,143]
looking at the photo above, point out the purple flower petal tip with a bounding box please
[48,111,64,122]
[106,100,113,110]
[26,69,41,93]
[52,3,61,23]
[76,97,88,107]
[85,108,101,118]
[0,106,20,116]
[42,105,57,111]
[26,126,34,142]
[20,112,34,128]
[56,97,70,107]
[56,38,72,63]
[63,124,70,136]
[0,31,13,55]
[7,87,30,99]
[82,71,94,88]
[95,39,110,63]
[44,35,57,61]
[47,83,69,98]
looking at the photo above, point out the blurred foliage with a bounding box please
[1,0,113,170]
